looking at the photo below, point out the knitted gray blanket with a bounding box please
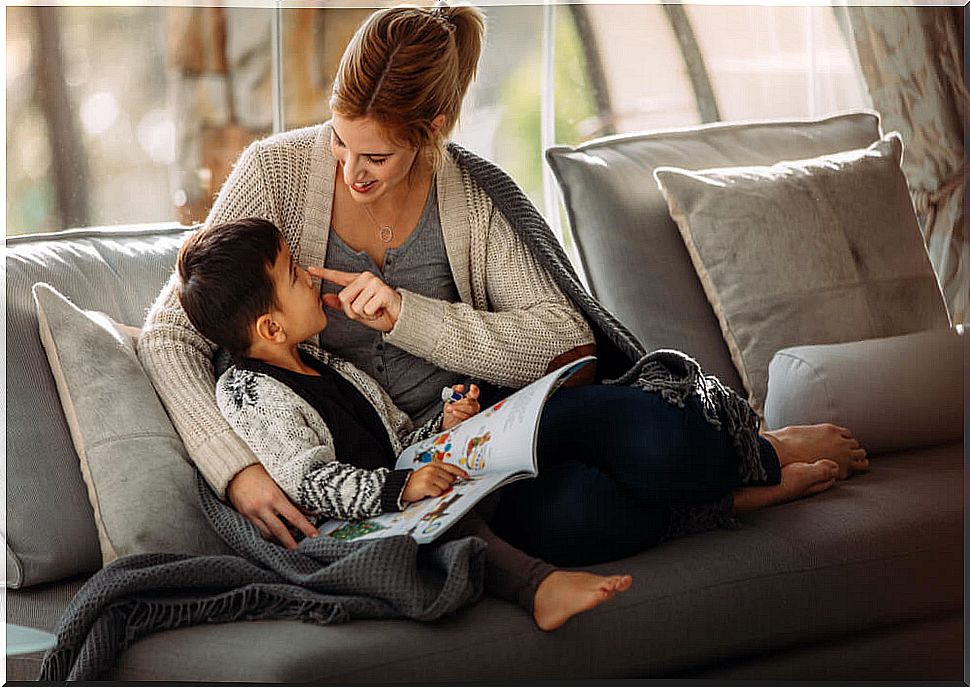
[40,474,485,681]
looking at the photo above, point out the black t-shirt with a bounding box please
[236,349,397,471]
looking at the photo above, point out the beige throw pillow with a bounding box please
[33,283,232,565]
[653,133,950,415]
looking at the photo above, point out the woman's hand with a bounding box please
[226,463,319,549]
[309,267,402,333]
[402,462,470,504]
[442,383,480,430]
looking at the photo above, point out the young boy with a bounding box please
[176,217,631,630]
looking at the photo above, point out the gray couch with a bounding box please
[5,111,964,681]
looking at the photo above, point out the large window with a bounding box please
[6,3,869,237]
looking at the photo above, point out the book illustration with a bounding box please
[412,432,453,465]
[321,356,595,544]
[459,431,491,471]
[407,491,464,537]
[327,519,388,541]
[479,399,506,418]
[501,397,535,431]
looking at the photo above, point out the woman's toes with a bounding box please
[817,458,839,477]
[805,459,838,494]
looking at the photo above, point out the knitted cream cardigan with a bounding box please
[137,121,593,497]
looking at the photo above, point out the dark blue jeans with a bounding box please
[490,385,781,567]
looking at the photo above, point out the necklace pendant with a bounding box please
[379,225,394,243]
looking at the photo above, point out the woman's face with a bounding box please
[330,113,421,204]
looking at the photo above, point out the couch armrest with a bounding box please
[764,328,965,454]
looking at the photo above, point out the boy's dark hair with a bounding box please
[176,217,283,357]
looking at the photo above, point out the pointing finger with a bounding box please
[308,266,357,286]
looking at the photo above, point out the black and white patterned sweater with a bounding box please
[215,344,442,521]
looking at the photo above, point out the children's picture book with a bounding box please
[318,356,596,544]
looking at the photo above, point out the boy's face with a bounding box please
[265,241,329,343]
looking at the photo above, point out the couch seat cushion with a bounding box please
[100,441,961,680]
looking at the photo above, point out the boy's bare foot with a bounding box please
[762,424,869,479]
[532,571,633,632]
[733,459,839,513]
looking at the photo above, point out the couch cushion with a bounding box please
[546,111,882,393]
[765,327,965,453]
[5,225,193,587]
[653,133,950,413]
[103,441,962,680]
[32,283,231,565]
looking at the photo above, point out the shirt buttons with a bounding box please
[376,364,385,373]
[376,343,384,352]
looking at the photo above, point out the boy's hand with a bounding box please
[442,383,480,430]
[402,462,470,504]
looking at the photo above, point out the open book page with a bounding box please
[318,356,595,544]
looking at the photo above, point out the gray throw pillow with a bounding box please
[33,283,232,565]
[546,111,883,394]
[654,133,950,415]
[765,327,964,454]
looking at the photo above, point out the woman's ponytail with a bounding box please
[331,3,487,170]
[441,4,486,121]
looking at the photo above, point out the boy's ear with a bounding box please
[254,314,286,344]
[430,114,446,133]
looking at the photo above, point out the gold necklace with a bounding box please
[362,202,401,244]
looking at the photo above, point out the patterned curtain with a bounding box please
[846,6,968,323]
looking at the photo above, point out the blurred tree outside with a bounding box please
[496,6,597,211]
[7,6,177,236]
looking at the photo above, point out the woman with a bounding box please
[138,2,868,565]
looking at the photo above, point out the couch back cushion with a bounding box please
[6,225,192,587]
[546,111,882,393]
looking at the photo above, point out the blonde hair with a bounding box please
[330,3,486,170]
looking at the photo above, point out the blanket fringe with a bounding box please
[42,584,353,680]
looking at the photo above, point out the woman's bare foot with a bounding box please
[733,459,839,513]
[532,571,633,631]
[762,424,869,479]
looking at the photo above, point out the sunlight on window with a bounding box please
[5,36,30,83]
[79,91,119,135]
[6,3,872,236]
[136,110,176,166]
[17,117,51,181]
